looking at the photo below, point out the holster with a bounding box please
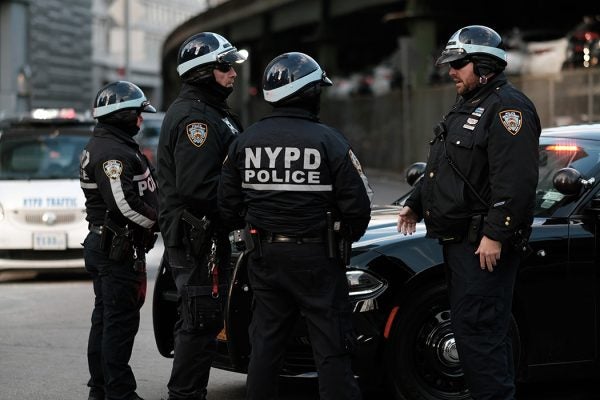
[181,209,212,257]
[100,214,133,262]
[467,215,485,244]
[241,224,262,257]
[326,212,352,266]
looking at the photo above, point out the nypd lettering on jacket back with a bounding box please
[242,146,332,191]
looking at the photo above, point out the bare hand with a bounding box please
[475,235,502,272]
[397,206,418,235]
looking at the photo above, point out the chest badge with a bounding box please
[499,110,523,135]
[186,122,208,147]
[222,117,239,135]
[103,160,123,179]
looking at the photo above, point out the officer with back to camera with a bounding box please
[156,32,247,400]
[397,25,541,400]
[218,52,372,400]
[80,80,159,400]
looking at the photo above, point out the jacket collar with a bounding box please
[262,106,320,122]
[95,123,139,147]
[461,72,508,107]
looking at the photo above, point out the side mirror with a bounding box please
[553,167,595,196]
[405,162,426,187]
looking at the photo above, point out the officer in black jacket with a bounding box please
[156,32,246,400]
[218,52,372,400]
[398,26,541,400]
[80,80,159,400]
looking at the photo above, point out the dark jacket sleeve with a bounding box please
[95,153,157,229]
[173,117,228,218]
[217,138,246,230]
[331,141,372,242]
[483,99,540,242]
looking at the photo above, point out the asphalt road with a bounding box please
[0,173,597,400]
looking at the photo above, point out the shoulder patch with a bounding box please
[349,149,363,174]
[103,160,123,179]
[186,122,208,147]
[499,110,523,135]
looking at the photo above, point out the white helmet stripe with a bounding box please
[263,68,322,103]
[93,97,146,118]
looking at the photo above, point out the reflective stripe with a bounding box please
[80,181,98,189]
[133,168,151,181]
[242,183,332,191]
[110,177,154,228]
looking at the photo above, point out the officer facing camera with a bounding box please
[218,51,372,400]
[397,25,541,400]
[80,80,159,400]
[156,31,246,400]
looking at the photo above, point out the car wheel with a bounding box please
[385,282,521,400]
[385,283,468,400]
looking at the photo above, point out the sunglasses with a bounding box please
[215,63,233,73]
[449,58,471,70]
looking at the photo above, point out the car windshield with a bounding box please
[0,132,88,180]
[535,136,600,217]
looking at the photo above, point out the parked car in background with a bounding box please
[136,111,164,167]
[504,28,568,75]
[563,15,600,69]
[0,109,93,274]
[154,123,600,399]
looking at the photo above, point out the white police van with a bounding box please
[0,109,93,273]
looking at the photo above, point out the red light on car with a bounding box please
[546,145,579,152]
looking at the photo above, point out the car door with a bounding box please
[517,186,598,372]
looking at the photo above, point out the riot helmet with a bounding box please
[177,32,247,82]
[263,52,333,104]
[436,25,507,74]
[93,81,156,119]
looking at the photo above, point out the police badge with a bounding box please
[103,160,123,179]
[499,110,523,135]
[186,122,208,147]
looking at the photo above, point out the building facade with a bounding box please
[0,0,207,116]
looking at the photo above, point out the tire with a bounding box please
[385,282,521,400]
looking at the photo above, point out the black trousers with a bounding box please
[84,232,146,400]
[245,241,362,400]
[443,238,521,400]
[166,231,230,400]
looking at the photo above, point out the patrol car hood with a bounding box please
[354,205,427,249]
[0,179,86,209]
[355,206,549,251]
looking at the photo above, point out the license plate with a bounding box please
[33,232,67,250]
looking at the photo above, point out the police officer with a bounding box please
[156,32,246,400]
[218,52,372,400]
[80,80,159,400]
[397,26,541,400]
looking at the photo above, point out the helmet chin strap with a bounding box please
[478,72,495,85]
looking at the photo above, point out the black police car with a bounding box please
[153,123,600,399]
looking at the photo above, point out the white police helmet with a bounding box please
[93,81,156,119]
[262,52,333,104]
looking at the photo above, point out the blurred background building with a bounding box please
[0,0,208,115]
[1,0,599,173]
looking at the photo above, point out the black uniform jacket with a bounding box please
[405,73,541,242]
[218,107,372,241]
[157,83,242,247]
[80,123,159,230]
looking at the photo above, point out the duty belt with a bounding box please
[261,231,325,244]
[88,223,104,235]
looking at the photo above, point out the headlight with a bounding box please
[346,270,385,297]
